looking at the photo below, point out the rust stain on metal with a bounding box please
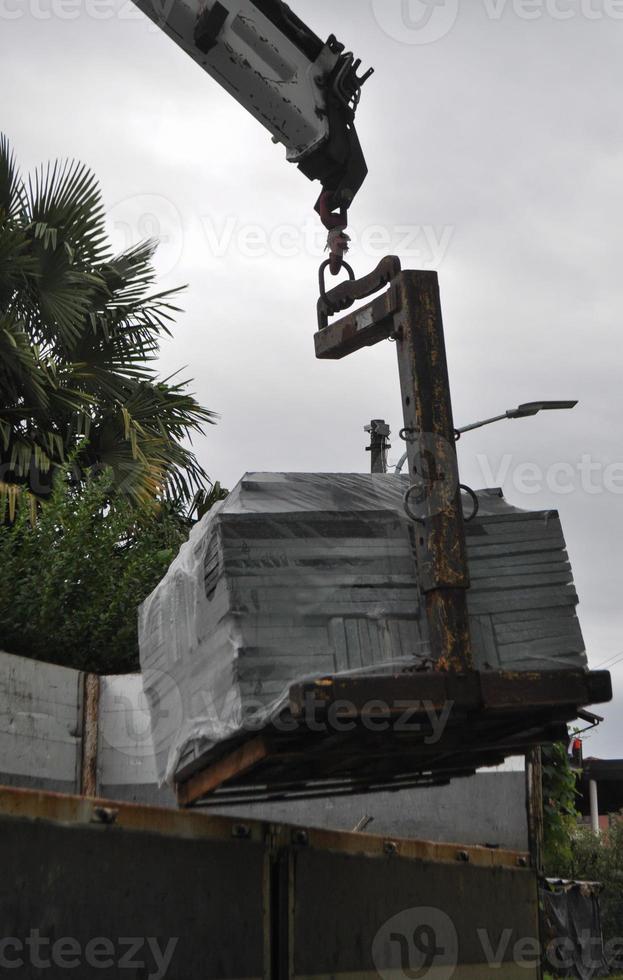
[80,673,100,797]
[171,669,609,803]
[0,784,531,868]
[315,263,474,671]
[0,784,265,845]
[316,255,401,331]
[314,288,397,359]
[273,821,530,870]
[177,736,271,807]
[394,271,473,670]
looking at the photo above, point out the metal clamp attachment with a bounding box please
[399,427,417,443]
[403,483,427,525]
[318,258,355,301]
[460,484,479,523]
[317,255,401,330]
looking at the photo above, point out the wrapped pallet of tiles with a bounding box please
[139,472,587,785]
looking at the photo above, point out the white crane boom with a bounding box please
[129,0,372,215]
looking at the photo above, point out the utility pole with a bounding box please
[364,419,390,474]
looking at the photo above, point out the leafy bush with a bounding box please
[0,466,191,673]
[564,820,623,949]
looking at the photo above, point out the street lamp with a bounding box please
[394,400,578,474]
[456,400,578,435]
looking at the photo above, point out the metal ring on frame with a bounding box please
[460,484,479,523]
[318,258,355,301]
[403,483,427,525]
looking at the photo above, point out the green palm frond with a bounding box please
[0,133,26,220]
[190,482,229,520]
[0,135,217,512]
[82,378,216,506]
[0,317,51,415]
[27,155,109,265]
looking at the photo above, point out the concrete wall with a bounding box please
[0,652,83,795]
[207,768,529,849]
[0,652,175,806]
[0,650,528,849]
[97,674,175,807]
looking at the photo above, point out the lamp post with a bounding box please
[394,400,578,474]
[456,400,578,435]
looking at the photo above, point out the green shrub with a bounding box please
[565,819,623,949]
[0,466,190,673]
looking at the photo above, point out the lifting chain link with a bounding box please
[316,190,351,277]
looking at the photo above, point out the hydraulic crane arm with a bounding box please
[130,0,372,218]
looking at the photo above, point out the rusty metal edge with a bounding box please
[290,669,612,718]
[0,784,530,870]
[0,784,264,844]
[177,735,271,807]
[316,255,402,329]
[314,285,398,359]
[276,823,531,871]
[80,672,101,797]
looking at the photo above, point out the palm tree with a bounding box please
[0,134,216,516]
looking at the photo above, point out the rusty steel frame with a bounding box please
[174,668,612,807]
[316,259,472,670]
[288,669,612,719]
[171,264,613,807]
[0,783,531,869]
[0,786,528,868]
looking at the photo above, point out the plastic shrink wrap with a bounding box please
[139,473,587,784]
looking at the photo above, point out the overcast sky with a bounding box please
[2,0,621,755]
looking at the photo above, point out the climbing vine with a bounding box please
[542,741,580,874]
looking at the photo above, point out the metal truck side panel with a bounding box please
[291,849,539,979]
[0,786,538,980]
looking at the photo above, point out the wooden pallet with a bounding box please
[175,668,611,807]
